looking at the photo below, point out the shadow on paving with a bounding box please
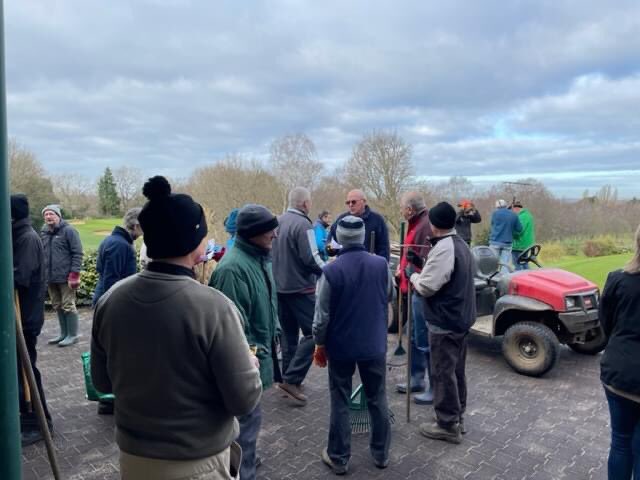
[22,309,609,479]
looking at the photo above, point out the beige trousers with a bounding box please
[48,282,77,313]
[119,443,241,480]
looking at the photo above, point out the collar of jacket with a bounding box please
[147,261,196,279]
[337,244,367,256]
[286,207,312,224]
[12,217,32,235]
[112,225,134,244]
[235,235,272,258]
[429,231,456,247]
[409,208,428,225]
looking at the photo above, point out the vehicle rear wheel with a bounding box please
[502,322,560,377]
[568,326,607,355]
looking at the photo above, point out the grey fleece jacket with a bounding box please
[91,270,262,460]
[272,208,326,294]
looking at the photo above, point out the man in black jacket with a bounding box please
[455,200,481,246]
[11,194,53,446]
[409,202,476,444]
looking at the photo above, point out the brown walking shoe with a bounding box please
[419,420,462,444]
[277,383,308,406]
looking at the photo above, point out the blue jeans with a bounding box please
[490,242,512,274]
[237,403,262,480]
[512,250,529,270]
[605,387,640,479]
[410,293,430,382]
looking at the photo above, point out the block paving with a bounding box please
[22,310,609,479]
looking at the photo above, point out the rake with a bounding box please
[349,384,395,434]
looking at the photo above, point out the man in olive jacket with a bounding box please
[40,204,83,347]
[210,204,280,480]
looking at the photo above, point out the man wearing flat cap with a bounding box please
[92,176,261,479]
[409,202,476,445]
[210,203,280,480]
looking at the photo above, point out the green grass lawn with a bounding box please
[547,253,633,289]
[70,218,121,251]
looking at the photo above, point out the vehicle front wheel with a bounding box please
[502,322,560,377]
[568,326,607,355]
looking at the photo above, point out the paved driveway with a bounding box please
[22,310,608,479]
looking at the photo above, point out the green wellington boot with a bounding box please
[58,311,80,347]
[48,310,67,344]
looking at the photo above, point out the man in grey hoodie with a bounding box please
[272,186,326,406]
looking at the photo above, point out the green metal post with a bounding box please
[0,0,22,478]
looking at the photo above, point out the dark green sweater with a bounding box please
[91,268,262,460]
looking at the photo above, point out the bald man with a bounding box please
[327,189,390,260]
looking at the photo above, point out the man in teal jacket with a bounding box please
[511,201,536,270]
[210,203,280,480]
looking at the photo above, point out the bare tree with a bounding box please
[52,173,97,218]
[346,130,413,234]
[9,139,58,225]
[114,166,144,211]
[270,133,323,211]
[185,154,282,242]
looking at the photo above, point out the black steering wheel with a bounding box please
[517,244,542,267]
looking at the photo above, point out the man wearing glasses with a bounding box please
[327,189,390,260]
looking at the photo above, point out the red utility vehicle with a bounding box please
[471,245,606,376]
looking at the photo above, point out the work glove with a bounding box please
[212,247,226,262]
[406,250,425,268]
[67,272,81,290]
[313,345,327,368]
[404,265,416,280]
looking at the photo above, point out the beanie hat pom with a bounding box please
[143,176,172,201]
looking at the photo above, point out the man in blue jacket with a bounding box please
[327,189,390,260]
[92,208,143,306]
[313,216,394,475]
[489,199,522,274]
[92,207,142,415]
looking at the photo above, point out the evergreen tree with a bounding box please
[97,167,121,216]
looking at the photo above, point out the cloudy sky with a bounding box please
[6,0,640,198]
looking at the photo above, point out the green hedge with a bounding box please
[78,250,99,305]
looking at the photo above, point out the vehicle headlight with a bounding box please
[565,296,578,310]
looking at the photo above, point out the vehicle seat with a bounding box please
[472,246,500,289]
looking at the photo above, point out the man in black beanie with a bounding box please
[91,176,262,479]
[210,203,280,480]
[409,201,476,444]
[11,194,54,446]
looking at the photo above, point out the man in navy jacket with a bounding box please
[92,207,142,415]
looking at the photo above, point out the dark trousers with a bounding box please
[429,331,468,428]
[327,356,390,467]
[605,388,640,479]
[237,402,262,480]
[278,292,315,385]
[17,331,52,431]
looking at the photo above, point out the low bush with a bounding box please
[78,250,98,305]
[539,242,566,263]
[583,235,632,257]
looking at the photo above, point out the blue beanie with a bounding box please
[224,208,239,234]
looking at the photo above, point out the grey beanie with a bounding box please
[42,204,62,218]
[336,215,365,247]
[236,204,279,239]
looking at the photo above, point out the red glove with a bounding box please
[67,272,81,290]
[213,247,226,262]
[313,345,327,368]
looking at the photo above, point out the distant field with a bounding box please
[548,253,632,289]
[70,218,121,250]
